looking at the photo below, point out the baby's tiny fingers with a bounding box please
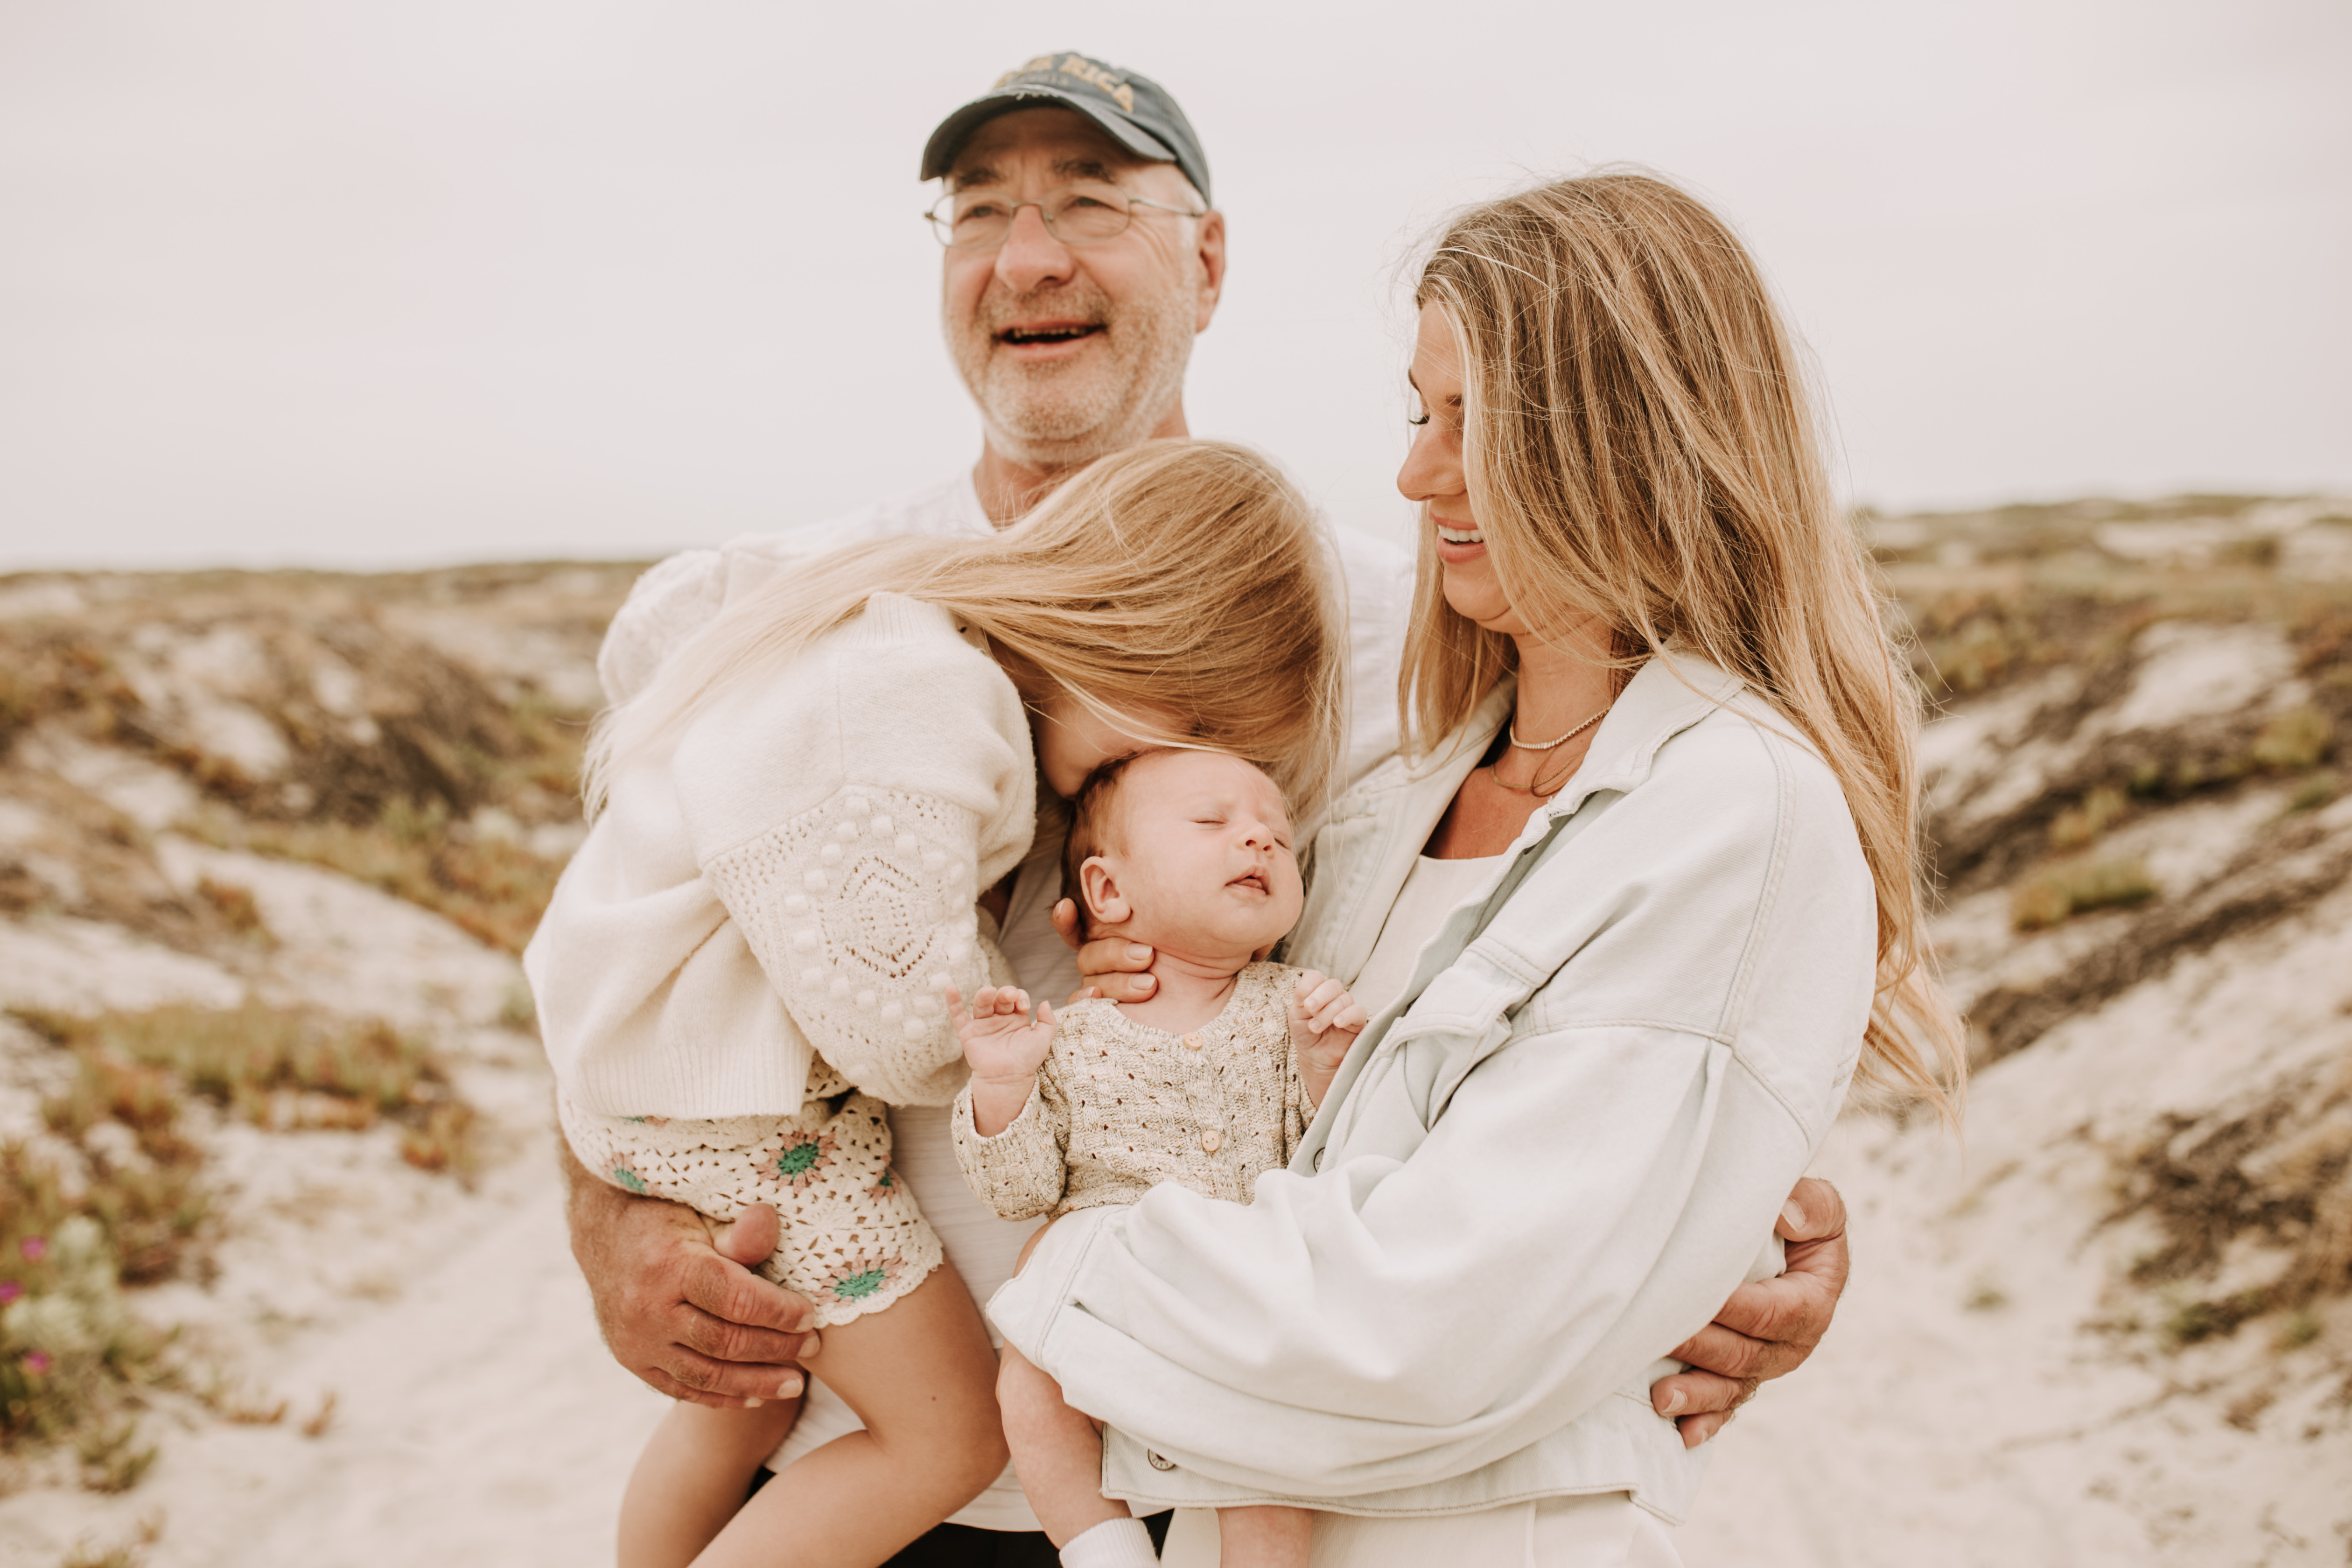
[1300,977,1348,1016]
[1035,999,1057,1033]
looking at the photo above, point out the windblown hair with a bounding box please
[583,440,1344,835]
[1408,170,1964,1116]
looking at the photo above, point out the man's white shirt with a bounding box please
[597,470,1413,1529]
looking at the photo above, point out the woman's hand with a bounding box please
[1648,1176,1850,1447]
[1287,970,1369,1107]
[948,982,1056,1137]
[1052,897,1158,1003]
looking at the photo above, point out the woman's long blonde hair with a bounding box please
[1409,170,1963,1115]
[584,439,1344,824]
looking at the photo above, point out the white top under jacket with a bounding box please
[525,591,1035,1120]
[985,656,1876,1526]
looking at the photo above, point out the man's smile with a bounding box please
[996,319,1105,349]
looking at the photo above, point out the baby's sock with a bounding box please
[1059,1516,1159,1568]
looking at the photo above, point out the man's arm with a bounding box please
[560,1139,820,1408]
[1650,1176,1849,1446]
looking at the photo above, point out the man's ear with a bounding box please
[1192,209,1226,334]
[1079,855,1133,929]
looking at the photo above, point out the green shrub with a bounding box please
[2251,706,2333,772]
[2012,855,2159,931]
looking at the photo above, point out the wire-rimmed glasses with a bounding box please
[924,182,1205,249]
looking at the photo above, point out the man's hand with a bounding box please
[1051,897,1157,1004]
[561,1140,820,1408]
[1649,1176,1849,1448]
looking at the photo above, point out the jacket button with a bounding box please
[1311,1145,1326,1171]
[1182,1033,1202,1050]
[1200,1129,1223,1154]
[1147,1450,1177,1471]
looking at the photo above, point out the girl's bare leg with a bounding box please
[618,1398,801,1568]
[692,1266,1008,1568]
[1216,1505,1314,1568]
[996,1341,1129,1547]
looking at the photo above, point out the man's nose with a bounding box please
[994,203,1076,294]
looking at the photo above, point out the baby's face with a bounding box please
[1082,750,1304,958]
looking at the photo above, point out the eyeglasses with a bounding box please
[924,182,1205,250]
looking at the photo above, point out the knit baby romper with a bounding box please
[949,962,1316,1223]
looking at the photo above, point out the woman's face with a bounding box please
[1033,692,1176,798]
[1397,303,1527,636]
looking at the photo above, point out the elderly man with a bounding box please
[566,52,1852,1566]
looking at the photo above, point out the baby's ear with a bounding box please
[1078,855,1132,930]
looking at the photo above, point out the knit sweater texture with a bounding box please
[950,962,1313,1221]
[525,594,1034,1120]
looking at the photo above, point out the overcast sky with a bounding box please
[1,0,2345,570]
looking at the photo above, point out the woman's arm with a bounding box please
[990,720,1874,1497]
[994,1019,1805,1496]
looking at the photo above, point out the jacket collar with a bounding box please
[1538,651,1745,821]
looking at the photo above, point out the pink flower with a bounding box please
[21,1351,50,1376]
[18,1238,45,1263]
[0,1281,21,1305]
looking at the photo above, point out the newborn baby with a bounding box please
[948,747,1367,1568]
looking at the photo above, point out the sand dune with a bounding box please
[4,498,2350,1565]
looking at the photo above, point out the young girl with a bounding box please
[948,747,1370,1568]
[524,440,1344,1568]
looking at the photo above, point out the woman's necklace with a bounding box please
[1491,700,1614,797]
[1507,706,1609,752]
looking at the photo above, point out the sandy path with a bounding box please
[0,1115,664,1568]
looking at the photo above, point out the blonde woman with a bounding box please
[1015,173,1966,1568]
[524,440,1342,1568]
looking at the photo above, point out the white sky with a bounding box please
[1,0,2346,570]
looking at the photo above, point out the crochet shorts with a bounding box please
[559,1058,941,1327]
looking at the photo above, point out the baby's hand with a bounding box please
[946,982,1057,1086]
[1289,971,1369,1107]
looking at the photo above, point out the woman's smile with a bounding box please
[1433,518,1487,564]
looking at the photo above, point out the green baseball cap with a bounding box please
[920,52,1212,206]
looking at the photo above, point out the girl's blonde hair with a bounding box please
[584,439,1344,826]
[1409,170,1964,1116]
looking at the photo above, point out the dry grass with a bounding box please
[2106,1051,2352,1348]
[2011,855,2159,931]
[20,1004,478,1175]
[55,1511,163,1568]
[3,1000,484,1477]
[190,804,563,955]
[0,582,595,961]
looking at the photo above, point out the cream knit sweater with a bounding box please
[524,594,1035,1120]
[950,962,1314,1221]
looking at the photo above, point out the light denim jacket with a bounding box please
[985,654,1874,1524]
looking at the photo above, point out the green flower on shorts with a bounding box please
[867,1168,897,1200]
[774,1130,838,1190]
[611,1166,648,1194]
[828,1260,898,1302]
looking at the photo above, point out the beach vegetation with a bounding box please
[2011,855,2158,931]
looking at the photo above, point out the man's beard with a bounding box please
[948,280,1194,473]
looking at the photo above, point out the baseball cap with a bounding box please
[920,52,1212,206]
